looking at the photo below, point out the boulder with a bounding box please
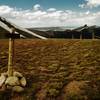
[13,71,23,78]
[5,76,20,86]
[0,75,6,87]
[20,77,26,87]
[0,84,6,92]
[6,85,13,90]
[1,72,8,77]
[12,86,24,92]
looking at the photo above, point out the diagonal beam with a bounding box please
[0,16,47,39]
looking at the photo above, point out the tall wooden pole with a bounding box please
[8,28,15,77]
[8,38,13,76]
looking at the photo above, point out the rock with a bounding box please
[0,75,6,87]
[6,85,13,90]
[1,72,8,77]
[0,84,6,92]
[13,71,23,78]
[20,77,26,87]
[12,86,24,92]
[5,76,20,86]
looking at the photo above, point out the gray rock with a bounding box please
[13,71,23,78]
[1,72,8,77]
[5,76,20,86]
[20,77,27,87]
[12,86,24,92]
[0,75,6,87]
[6,85,13,90]
[0,84,6,92]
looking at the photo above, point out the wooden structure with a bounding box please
[0,16,47,92]
[0,16,47,39]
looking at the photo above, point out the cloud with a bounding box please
[33,4,42,11]
[0,4,100,27]
[47,8,56,12]
[79,0,100,8]
[0,5,13,14]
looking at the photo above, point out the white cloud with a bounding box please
[47,8,56,12]
[33,4,42,11]
[0,5,13,14]
[79,0,100,8]
[0,4,100,28]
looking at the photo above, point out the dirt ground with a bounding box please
[0,39,100,100]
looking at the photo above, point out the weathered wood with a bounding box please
[0,16,47,39]
[92,32,95,39]
[80,33,82,39]
[8,28,15,77]
[8,38,13,76]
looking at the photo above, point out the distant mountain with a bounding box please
[28,26,74,31]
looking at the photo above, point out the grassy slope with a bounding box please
[0,39,100,100]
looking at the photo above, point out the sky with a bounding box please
[0,0,100,28]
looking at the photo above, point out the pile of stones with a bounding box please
[0,71,26,92]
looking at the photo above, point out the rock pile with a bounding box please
[0,71,26,92]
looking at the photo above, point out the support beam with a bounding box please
[8,38,13,76]
[8,28,15,77]
[80,33,82,39]
[92,32,95,39]
[72,34,74,39]
[0,16,47,39]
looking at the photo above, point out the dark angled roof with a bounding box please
[0,16,47,39]
[73,24,89,32]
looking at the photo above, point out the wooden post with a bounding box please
[72,33,74,39]
[92,32,95,39]
[8,38,13,76]
[8,28,15,77]
[80,33,82,39]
